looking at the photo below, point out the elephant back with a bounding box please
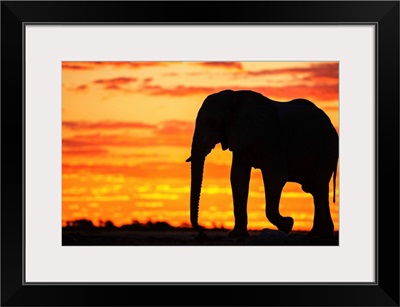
[275,99,338,177]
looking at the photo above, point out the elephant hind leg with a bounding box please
[262,173,294,234]
[309,183,334,239]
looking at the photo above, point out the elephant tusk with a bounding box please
[186,147,212,163]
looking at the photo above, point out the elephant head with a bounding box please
[186,90,283,232]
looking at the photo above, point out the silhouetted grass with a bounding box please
[62,219,338,246]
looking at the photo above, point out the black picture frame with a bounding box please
[1,1,399,306]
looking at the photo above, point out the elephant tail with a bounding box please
[333,164,337,203]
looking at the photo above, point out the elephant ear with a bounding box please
[226,91,282,152]
[221,139,229,151]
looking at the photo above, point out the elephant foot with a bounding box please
[277,217,294,234]
[228,228,249,238]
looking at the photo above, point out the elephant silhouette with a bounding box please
[186,89,338,239]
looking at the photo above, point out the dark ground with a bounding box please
[62,228,339,246]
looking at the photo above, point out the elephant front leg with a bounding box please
[262,171,294,234]
[228,152,252,238]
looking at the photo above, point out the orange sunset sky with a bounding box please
[62,61,339,231]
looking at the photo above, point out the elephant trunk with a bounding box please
[187,154,205,233]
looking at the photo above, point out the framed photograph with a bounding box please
[60,59,341,249]
[2,1,399,306]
